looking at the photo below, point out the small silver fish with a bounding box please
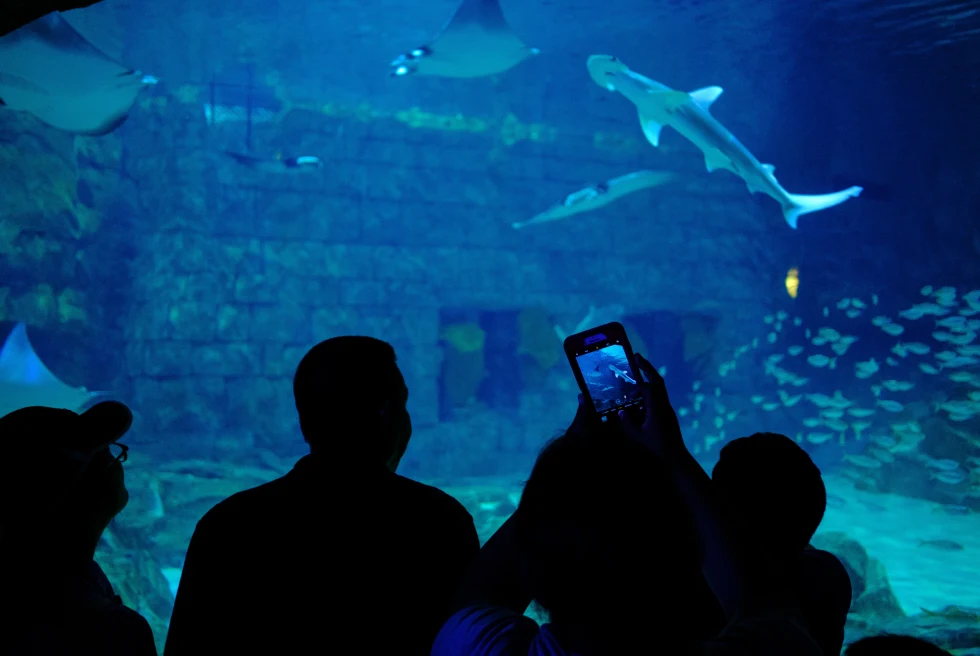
[918,539,964,552]
[877,400,904,412]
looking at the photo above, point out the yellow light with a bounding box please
[785,267,799,299]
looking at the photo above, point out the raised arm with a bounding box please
[622,355,775,619]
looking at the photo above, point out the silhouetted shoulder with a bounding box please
[192,461,478,550]
[798,547,852,656]
[390,472,474,516]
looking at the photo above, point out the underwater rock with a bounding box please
[847,606,980,653]
[96,524,174,651]
[811,531,904,621]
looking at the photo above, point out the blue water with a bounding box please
[1,0,979,650]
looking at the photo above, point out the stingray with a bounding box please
[0,12,153,135]
[513,170,678,229]
[391,0,538,78]
[0,322,104,419]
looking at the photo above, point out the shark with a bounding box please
[0,322,104,419]
[586,55,864,229]
[224,152,324,174]
[609,364,637,385]
[513,170,677,229]
[391,0,538,78]
[0,12,155,135]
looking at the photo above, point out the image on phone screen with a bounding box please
[576,343,643,414]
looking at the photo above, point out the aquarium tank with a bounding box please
[1,0,979,652]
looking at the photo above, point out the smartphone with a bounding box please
[563,321,644,421]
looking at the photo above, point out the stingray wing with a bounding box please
[423,0,534,78]
[0,323,98,415]
[0,12,145,134]
[443,0,512,29]
[0,323,64,388]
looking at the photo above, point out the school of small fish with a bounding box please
[678,285,980,504]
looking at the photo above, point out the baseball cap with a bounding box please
[0,401,133,520]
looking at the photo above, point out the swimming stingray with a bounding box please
[586,55,864,229]
[0,322,104,419]
[391,0,538,78]
[224,151,324,174]
[513,170,677,229]
[0,12,154,135]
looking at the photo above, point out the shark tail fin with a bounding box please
[783,186,863,229]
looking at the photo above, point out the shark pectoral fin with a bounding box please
[703,150,729,173]
[689,85,724,110]
[637,110,663,147]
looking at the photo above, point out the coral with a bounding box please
[395,107,489,133]
[441,322,486,353]
[440,322,487,408]
[7,284,57,327]
[57,288,88,324]
[517,307,561,370]
[499,113,557,147]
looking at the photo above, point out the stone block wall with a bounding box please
[115,85,782,476]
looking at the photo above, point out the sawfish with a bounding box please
[586,55,863,229]
[391,0,538,78]
[0,322,104,419]
[513,170,677,229]
[0,12,155,135]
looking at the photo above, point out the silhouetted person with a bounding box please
[0,402,156,656]
[698,432,852,655]
[846,634,953,656]
[165,336,480,656]
[434,355,822,655]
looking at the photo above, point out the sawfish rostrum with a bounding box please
[587,55,863,229]
[391,0,538,78]
[0,12,153,135]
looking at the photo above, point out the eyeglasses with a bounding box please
[108,442,129,463]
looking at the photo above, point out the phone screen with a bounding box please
[572,339,644,417]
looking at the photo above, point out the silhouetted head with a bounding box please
[293,336,411,470]
[515,430,701,646]
[0,401,132,564]
[845,634,952,656]
[711,432,826,558]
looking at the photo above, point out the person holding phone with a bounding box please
[433,322,822,655]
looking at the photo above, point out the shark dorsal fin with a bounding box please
[637,109,664,147]
[689,86,724,110]
[762,163,776,174]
